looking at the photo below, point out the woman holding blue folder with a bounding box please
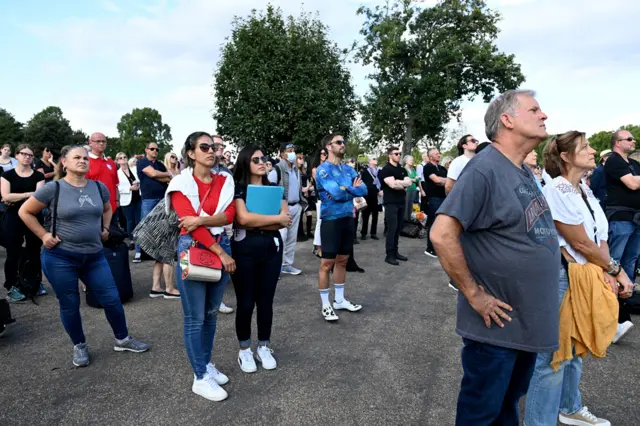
[232,146,292,373]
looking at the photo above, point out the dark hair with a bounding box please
[145,141,158,149]
[181,131,212,169]
[320,133,342,148]
[309,149,325,178]
[457,134,473,156]
[233,146,270,187]
[476,142,491,153]
[280,142,295,154]
[55,145,88,181]
[387,146,399,155]
[543,131,586,179]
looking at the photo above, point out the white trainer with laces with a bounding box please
[333,299,362,312]
[256,346,277,370]
[612,321,633,344]
[322,305,339,321]
[238,349,257,373]
[206,363,229,385]
[192,376,228,402]
[559,406,610,426]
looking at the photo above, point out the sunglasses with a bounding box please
[251,156,268,164]
[214,143,226,150]
[469,138,479,143]
[170,155,177,160]
[333,140,345,146]
[285,144,295,149]
[117,156,127,160]
[391,152,401,156]
[18,152,34,158]
[618,137,636,142]
[147,147,158,152]
[197,143,215,153]
[320,151,327,156]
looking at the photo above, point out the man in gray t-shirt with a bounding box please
[35,180,110,254]
[430,90,559,426]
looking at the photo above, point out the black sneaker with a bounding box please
[424,249,437,258]
[396,253,408,261]
[385,255,399,266]
[361,235,367,241]
[370,235,379,240]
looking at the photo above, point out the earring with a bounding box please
[63,166,67,173]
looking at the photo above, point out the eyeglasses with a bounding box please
[617,137,636,142]
[198,143,215,153]
[18,152,34,158]
[91,140,107,144]
[147,147,158,152]
[251,156,268,164]
[214,143,226,150]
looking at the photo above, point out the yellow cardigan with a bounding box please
[551,262,619,371]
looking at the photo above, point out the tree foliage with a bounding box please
[23,106,74,155]
[0,108,24,148]
[70,129,88,146]
[116,107,172,157]
[356,0,525,155]
[213,5,359,155]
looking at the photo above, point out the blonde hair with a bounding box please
[164,152,179,174]
[128,157,137,168]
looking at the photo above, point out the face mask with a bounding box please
[286,152,296,163]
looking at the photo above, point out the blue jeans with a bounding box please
[140,198,161,254]
[525,268,581,425]
[176,233,231,379]
[456,339,537,426]
[122,200,141,237]
[608,220,640,281]
[41,247,129,345]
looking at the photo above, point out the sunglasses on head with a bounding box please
[618,137,636,142]
[251,156,268,164]
[147,147,158,152]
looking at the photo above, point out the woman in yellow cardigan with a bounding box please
[524,131,635,426]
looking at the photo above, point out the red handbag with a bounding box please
[179,185,224,282]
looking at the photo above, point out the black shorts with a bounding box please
[320,217,354,259]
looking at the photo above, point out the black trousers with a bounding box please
[2,209,42,291]
[361,200,379,237]
[384,203,405,255]
[425,197,445,252]
[231,231,283,344]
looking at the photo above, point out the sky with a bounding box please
[1,0,639,154]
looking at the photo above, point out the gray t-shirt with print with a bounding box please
[437,145,560,353]
[34,180,110,254]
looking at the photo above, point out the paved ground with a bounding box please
[1,230,639,426]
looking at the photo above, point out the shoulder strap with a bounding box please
[579,187,597,243]
[52,181,60,238]
[275,164,282,184]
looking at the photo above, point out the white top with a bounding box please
[543,176,608,265]
[447,155,472,180]
[117,167,140,207]
[416,162,426,182]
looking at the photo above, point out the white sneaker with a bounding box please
[559,406,610,426]
[133,253,142,263]
[206,363,229,385]
[238,348,257,373]
[192,376,228,402]
[256,346,277,370]
[612,321,634,344]
[448,281,459,292]
[219,302,234,314]
[322,305,339,321]
[333,299,362,312]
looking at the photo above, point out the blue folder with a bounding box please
[246,185,284,215]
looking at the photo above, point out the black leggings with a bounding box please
[231,231,283,345]
[2,210,42,291]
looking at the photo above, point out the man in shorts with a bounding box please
[315,133,368,321]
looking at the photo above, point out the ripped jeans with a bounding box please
[176,233,231,379]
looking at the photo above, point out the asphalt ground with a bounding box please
[1,228,638,426]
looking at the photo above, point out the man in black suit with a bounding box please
[360,157,382,240]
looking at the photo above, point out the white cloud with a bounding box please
[9,0,640,152]
[101,1,121,13]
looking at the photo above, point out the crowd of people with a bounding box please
[0,88,638,425]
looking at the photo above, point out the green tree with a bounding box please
[70,129,88,146]
[117,107,172,157]
[356,0,525,156]
[0,108,23,148]
[213,5,359,155]
[23,106,73,155]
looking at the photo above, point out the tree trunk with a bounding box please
[403,115,414,157]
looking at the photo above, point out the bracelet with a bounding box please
[610,264,622,277]
[102,227,109,232]
[606,258,620,276]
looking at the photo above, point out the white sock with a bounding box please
[334,284,345,303]
[319,289,330,307]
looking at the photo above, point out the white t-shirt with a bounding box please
[447,155,472,180]
[543,176,608,265]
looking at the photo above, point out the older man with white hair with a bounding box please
[431,89,559,426]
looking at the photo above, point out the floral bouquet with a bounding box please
[411,211,427,226]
